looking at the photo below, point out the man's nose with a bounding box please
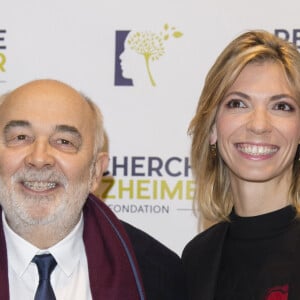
[24,139,55,169]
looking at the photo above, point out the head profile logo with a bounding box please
[114,24,183,87]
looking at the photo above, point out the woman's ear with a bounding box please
[209,123,217,145]
[90,152,109,192]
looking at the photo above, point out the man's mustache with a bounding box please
[11,168,68,187]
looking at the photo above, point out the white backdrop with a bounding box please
[2,0,300,255]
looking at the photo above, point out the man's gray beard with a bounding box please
[0,166,94,236]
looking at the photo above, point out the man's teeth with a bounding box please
[237,144,278,155]
[23,181,56,191]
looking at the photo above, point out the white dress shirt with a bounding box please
[2,212,93,300]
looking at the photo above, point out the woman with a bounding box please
[182,30,300,300]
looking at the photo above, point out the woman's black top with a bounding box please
[215,205,300,300]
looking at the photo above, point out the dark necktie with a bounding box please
[32,254,57,300]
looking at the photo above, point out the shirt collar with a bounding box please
[3,212,84,278]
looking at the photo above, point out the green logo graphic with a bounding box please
[0,53,6,72]
[126,24,183,86]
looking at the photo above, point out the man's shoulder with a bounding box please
[121,221,187,300]
[121,220,180,264]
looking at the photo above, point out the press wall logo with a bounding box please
[96,155,194,215]
[274,29,300,49]
[0,29,7,83]
[114,24,183,87]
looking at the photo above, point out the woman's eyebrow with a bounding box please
[224,91,250,99]
[270,93,296,101]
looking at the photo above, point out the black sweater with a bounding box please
[215,205,299,300]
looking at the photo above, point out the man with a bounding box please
[0,79,186,299]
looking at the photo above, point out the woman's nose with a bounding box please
[246,108,272,135]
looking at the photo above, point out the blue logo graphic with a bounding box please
[114,31,133,86]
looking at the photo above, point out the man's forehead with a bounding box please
[7,81,83,104]
[1,86,91,117]
[11,79,79,94]
[0,96,93,130]
[0,80,96,133]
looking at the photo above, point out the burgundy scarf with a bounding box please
[83,194,145,299]
[0,194,146,299]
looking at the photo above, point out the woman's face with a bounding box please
[210,62,300,184]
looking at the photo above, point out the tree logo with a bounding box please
[115,24,183,87]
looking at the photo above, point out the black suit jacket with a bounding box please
[122,221,187,300]
[181,222,229,300]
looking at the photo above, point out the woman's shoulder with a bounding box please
[182,221,228,260]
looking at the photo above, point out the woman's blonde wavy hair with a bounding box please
[189,30,300,224]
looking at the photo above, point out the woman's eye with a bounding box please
[274,102,294,112]
[226,99,247,109]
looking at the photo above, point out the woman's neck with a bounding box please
[230,175,291,217]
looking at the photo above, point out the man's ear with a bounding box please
[209,123,217,145]
[90,152,109,192]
